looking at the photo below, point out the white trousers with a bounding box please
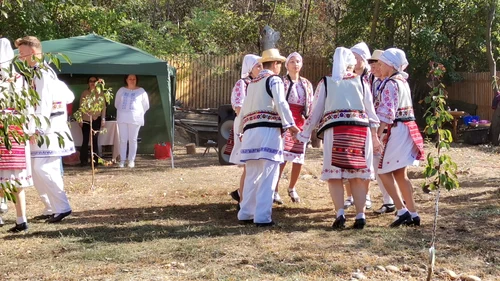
[238,159,279,223]
[32,157,71,215]
[374,154,394,205]
[118,122,141,162]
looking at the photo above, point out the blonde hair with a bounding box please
[15,36,42,51]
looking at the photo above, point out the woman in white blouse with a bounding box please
[114,74,150,168]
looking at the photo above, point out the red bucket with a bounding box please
[154,142,171,159]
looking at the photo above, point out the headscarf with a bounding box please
[379,48,409,78]
[332,47,356,82]
[351,42,371,72]
[285,52,303,74]
[241,54,261,78]
[0,38,15,78]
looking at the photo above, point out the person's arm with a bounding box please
[114,88,123,109]
[30,71,53,135]
[141,89,150,113]
[230,79,246,116]
[296,79,326,143]
[269,76,295,130]
[375,80,398,138]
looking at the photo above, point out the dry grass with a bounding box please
[0,142,499,281]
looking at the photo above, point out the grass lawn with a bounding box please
[0,142,498,280]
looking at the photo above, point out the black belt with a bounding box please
[50,112,64,117]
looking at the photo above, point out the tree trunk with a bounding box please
[486,0,500,144]
[369,0,381,45]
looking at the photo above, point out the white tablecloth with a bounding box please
[70,120,120,161]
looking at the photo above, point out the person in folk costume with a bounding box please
[16,36,75,223]
[0,38,34,232]
[343,42,374,210]
[226,54,262,206]
[295,47,381,230]
[376,48,424,227]
[272,52,313,204]
[237,26,299,226]
[367,49,397,215]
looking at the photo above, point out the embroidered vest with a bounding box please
[317,75,370,138]
[390,76,415,122]
[241,74,283,132]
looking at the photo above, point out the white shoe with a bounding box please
[0,198,8,214]
[273,192,283,205]
[288,189,300,203]
[343,198,353,209]
[128,161,135,168]
[365,197,372,209]
[118,161,125,168]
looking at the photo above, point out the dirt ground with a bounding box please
[0,139,498,280]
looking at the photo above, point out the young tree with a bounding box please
[73,79,113,189]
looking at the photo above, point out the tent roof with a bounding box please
[41,34,169,76]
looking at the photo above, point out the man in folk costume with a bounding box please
[343,42,374,210]
[273,52,313,204]
[225,54,262,207]
[237,26,299,226]
[367,49,397,215]
[376,48,424,227]
[296,47,381,230]
[16,36,75,223]
[0,38,34,232]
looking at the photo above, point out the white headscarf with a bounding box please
[241,54,261,78]
[379,48,409,78]
[332,47,356,82]
[0,38,15,78]
[285,52,303,74]
[351,42,371,72]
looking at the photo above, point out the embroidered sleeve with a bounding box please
[297,79,325,143]
[230,79,247,109]
[376,80,399,124]
[269,76,295,129]
[306,80,314,114]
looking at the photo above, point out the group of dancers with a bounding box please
[225,27,424,229]
[0,36,75,233]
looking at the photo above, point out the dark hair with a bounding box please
[87,76,97,83]
[124,74,139,86]
[262,61,281,69]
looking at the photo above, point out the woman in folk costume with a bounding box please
[0,38,34,232]
[16,36,75,223]
[343,42,374,210]
[367,49,397,215]
[226,54,262,206]
[296,47,381,230]
[273,52,313,204]
[376,48,424,227]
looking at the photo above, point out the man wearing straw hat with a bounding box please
[237,26,299,227]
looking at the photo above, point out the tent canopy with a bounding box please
[40,34,176,155]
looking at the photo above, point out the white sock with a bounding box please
[16,216,27,224]
[365,194,371,200]
[346,196,353,201]
[397,208,408,216]
[409,211,419,218]
[355,213,365,220]
[288,187,296,192]
[336,209,345,218]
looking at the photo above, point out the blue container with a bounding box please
[463,115,480,126]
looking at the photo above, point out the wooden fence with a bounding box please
[169,54,330,109]
[446,72,499,121]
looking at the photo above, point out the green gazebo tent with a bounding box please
[40,34,176,165]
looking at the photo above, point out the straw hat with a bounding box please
[368,49,383,63]
[259,48,286,63]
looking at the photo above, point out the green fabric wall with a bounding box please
[60,74,170,154]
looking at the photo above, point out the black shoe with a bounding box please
[332,215,346,230]
[8,222,28,233]
[374,204,396,215]
[255,221,275,227]
[404,215,421,226]
[389,211,411,227]
[238,219,254,225]
[230,190,240,202]
[33,214,53,220]
[353,218,366,229]
[47,210,72,223]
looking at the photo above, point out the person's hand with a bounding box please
[372,136,382,154]
[101,119,106,129]
[288,125,300,134]
[78,122,83,128]
[237,133,243,142]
